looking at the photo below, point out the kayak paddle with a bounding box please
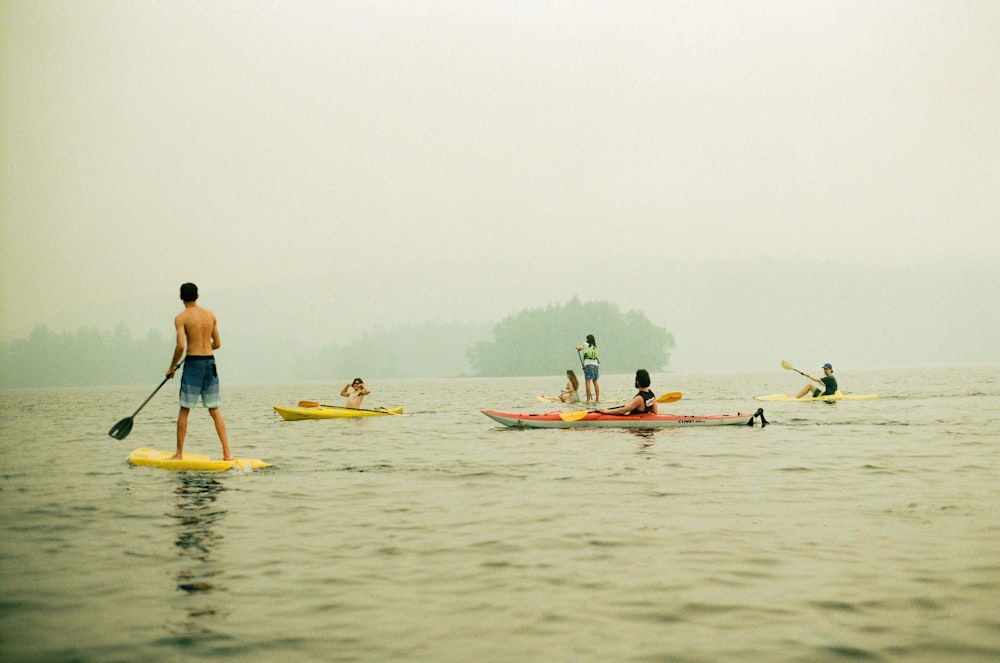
[656,391,682,404]
[780,359,809,378]
[108,363,181,440]
[558,391,683,422]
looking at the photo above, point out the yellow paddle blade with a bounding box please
[558,410,590,422]
[298,400,320,408]
[656,391,682,404]
[781,360,808,377]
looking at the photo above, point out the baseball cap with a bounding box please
[822,363,833,370]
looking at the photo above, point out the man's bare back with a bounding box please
[169,303,220,370]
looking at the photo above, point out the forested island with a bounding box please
[0,298,674,387]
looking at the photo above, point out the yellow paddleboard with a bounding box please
[127,447,271,472]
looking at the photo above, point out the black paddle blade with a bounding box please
[746,408,769,428]
[108,417,134,440]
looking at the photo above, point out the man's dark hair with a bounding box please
[180,283,199,302]
[635,369,651,389]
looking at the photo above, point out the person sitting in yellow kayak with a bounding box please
[560,370,580,403]
[597,369,658,416]
[340,377,371,408]
[794,363,838,399]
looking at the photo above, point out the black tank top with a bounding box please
[633,389,655,414]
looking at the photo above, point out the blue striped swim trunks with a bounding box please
[179,356,221,408]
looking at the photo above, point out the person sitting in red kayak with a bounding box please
[597,369,658,416]
[794,363,838,399]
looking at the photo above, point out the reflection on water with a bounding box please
[626,427,656,450]
[169,474,227,632]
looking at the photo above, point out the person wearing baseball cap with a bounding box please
[794,362,838,399]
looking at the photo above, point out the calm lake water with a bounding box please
[1,365,999,662]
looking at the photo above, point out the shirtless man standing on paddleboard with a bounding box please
[166,283,232,460]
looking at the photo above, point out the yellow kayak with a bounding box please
[128,447,271,472]
[273,403,404,421]
[754,391,878,402]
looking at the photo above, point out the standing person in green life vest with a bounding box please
[576,334,601,402]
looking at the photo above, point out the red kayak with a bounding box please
[481,408,767,430]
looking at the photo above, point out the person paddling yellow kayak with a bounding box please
[792,361,837,399]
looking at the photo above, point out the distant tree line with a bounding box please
[467,298,674,376]
[0,324,167,388]
[0,299,675,387]
[0,321,494,387]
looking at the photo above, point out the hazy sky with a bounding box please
[2,1,998,371]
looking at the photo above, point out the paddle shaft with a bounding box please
[130,374,171,417]
[108,362,182,439]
